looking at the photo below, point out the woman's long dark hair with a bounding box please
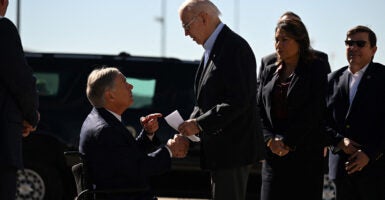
[275,19,314,65]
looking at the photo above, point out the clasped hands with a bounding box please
[178,119,200,136]
[140,113,190,158]
[338,138,370,174]
[167,134,190,158]
[268,137,290,157]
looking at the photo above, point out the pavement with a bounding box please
[159,198,208,200]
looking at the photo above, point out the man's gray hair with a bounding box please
[86,67,120,107]
[179,0,221,17]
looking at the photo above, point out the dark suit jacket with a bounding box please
[191,25,261,170]
[257,49,331,88]
[258,58,328,161]
[79,108,171,199]
[0,17,39,169]
[326,62,385,179]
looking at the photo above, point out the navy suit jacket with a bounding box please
[326,62,385,179]
[0,17,39,169]
[79,108,171,199]
[190,25,262,170]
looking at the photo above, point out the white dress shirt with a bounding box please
[348,64,369,104]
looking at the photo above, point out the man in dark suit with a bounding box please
[326,25,385,200]
[257,11,331,88]
[79,67,189,200]
[177,1,260,199]
[0,0,40,199]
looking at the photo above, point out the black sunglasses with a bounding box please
[345,40,367,48]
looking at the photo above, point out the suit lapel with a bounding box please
[197,55,217,99]
[346,63,375,117]
[97,108,136,142]
[263,65,279,126]
[335,69,351,120]
[195,55,205,99]
[196,25,228,101]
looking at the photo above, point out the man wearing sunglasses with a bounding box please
[177,0,261,199]
[326,25,385,200]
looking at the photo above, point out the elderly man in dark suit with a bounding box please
[326,25,385,200]
[0,0,39,199]
[79,67,189,200]
[258,11,331,88]
[177,1,260,199]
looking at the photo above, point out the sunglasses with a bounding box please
[345,40,367,48]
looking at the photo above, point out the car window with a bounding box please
[126,77,156,109]
[34,72,59,96]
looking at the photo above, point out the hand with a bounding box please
[345,149,370,174]
[167,134,190,158]
[22,120,36,137]
[269,137,290,157]
[140,113,162,135]
[178,119,200,136]
[338,137,361,155]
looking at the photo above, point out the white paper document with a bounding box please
[164,110,200,142]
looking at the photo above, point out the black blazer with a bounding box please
[79,108,171,199]
[258,58,328,157]
[191,25,261,170]
[0,17,39,169]
[326,62,385,179]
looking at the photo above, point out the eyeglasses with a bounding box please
[345,40,367,48]
[182,16,197,31]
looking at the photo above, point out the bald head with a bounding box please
[179,0,222,45]
[179,0,221,18]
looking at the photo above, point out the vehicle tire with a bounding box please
[20,133,76,200]
[16,163,63,200]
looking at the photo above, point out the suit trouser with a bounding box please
[260,153,324,200]
[333,174,385,200]
[210,165,251,200]
[0,166,17,200]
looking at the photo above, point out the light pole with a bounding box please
[16,0,21,32]
[234,0,240,33]
[160,0,166,57]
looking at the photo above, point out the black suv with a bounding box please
[17,52,262,200]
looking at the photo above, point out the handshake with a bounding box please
[166,134,190,158]
[140,113,190,158]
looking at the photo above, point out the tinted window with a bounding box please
[126,77,156,109]
[34,72,59,96]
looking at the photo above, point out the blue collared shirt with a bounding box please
[203,22,224,66]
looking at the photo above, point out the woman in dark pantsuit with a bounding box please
[258,19,329,200]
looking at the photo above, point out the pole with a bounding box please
[16,0,21,33]
[234,0,239,33]
[160,0,166,57]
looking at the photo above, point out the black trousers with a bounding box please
[260,151,324,200]
[0,166,17,200]
[210,165,251,200]
[334,174,385,200]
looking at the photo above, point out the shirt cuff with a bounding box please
[164,145,172,158]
